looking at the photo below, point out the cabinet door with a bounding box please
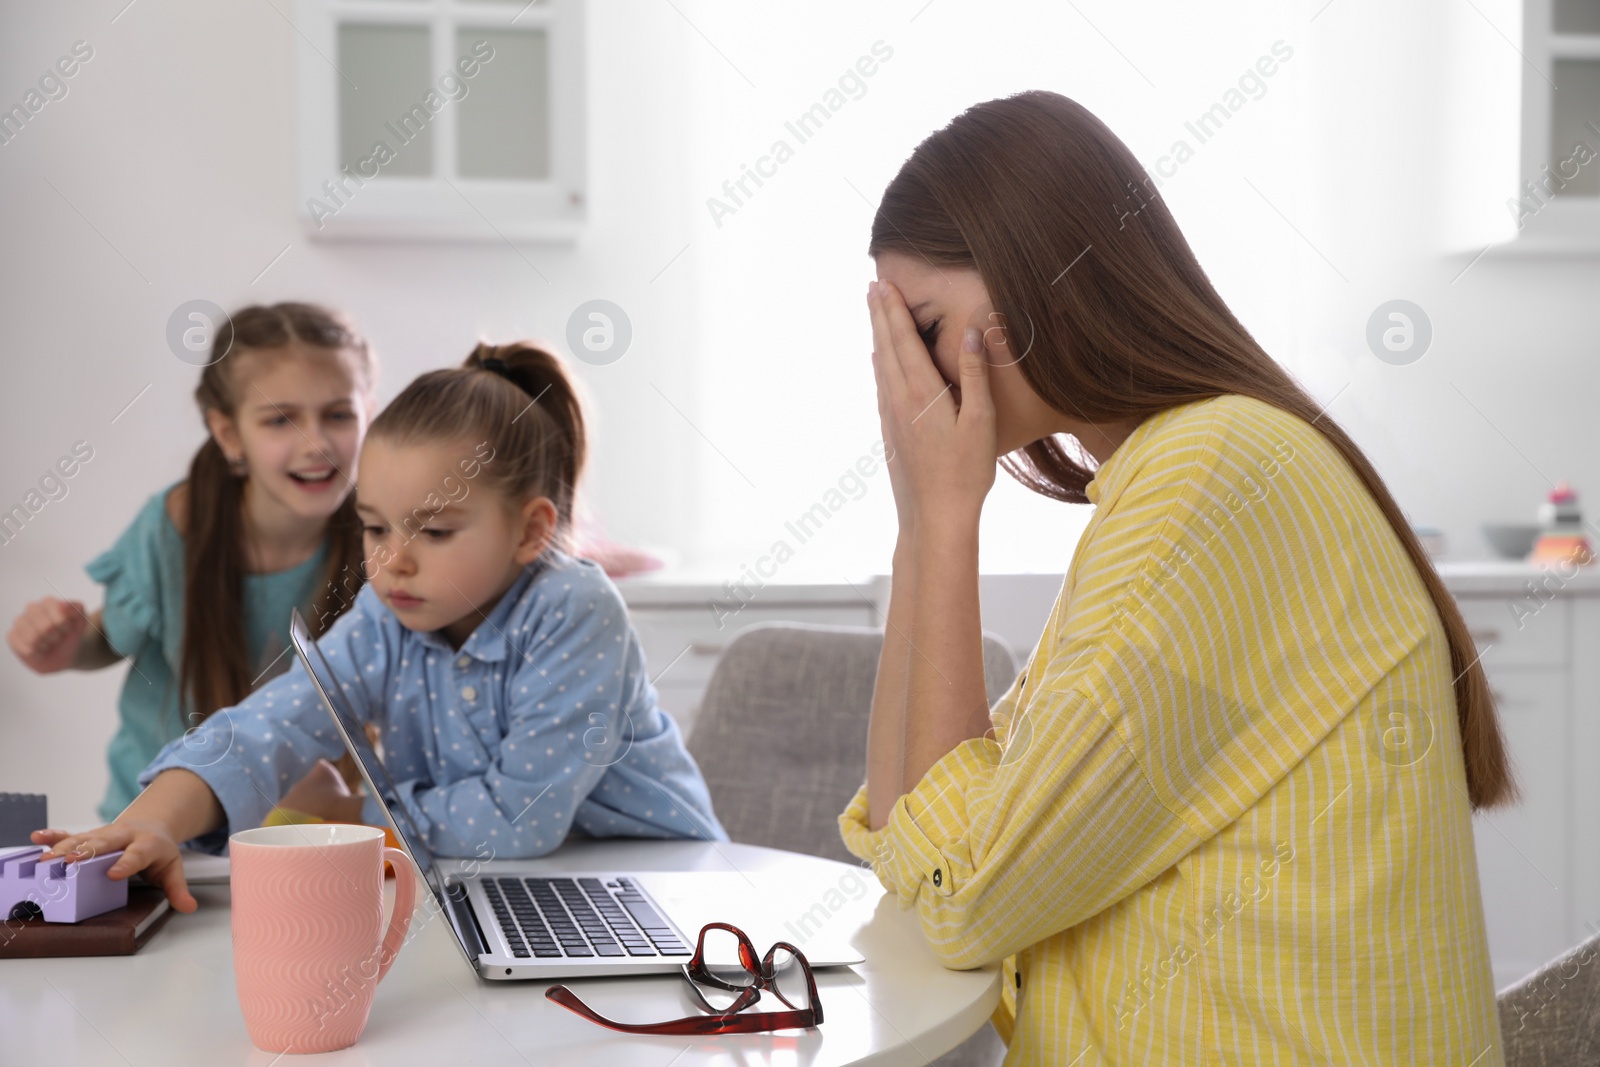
[295,0,586,240]
[1472,666,1571,989]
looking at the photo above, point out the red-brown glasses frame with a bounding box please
[544,921,824,1036]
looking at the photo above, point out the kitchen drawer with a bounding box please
[1454,594,1568,670]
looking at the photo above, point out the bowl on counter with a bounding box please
[1482,523,1542,560]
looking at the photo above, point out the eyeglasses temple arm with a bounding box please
[545,986,818,1036]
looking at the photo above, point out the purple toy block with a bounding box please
[0,846,129,922]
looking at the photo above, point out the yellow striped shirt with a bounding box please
[839,394,1503,1065]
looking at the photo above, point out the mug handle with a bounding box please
[371,846,418,986]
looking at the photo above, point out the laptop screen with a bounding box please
[286,609,456,926]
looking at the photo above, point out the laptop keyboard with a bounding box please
[483,876,692,960]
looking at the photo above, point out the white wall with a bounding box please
[683,0,1306,581]
[3,0,1593,826]
[1287,0,1600,565]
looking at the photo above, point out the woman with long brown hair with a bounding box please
[7,303,376,822]
[840,91,1512,1064]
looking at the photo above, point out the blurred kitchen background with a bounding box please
[1,0,1596,991]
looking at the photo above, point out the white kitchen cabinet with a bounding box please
[292,0,587,241]
[1449,563,1600,989]
[1471,664,1571,986]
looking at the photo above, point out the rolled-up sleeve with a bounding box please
[840,663,1026,899]
[839,676,1203,970]
[839,741,993,901]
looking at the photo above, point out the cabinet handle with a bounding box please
[1469,629,1501,646]
[688,642,725,657]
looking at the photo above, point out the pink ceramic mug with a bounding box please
[229,823,417,1054]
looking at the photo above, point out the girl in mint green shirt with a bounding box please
[6,303,377,821]
[81,488,332,819]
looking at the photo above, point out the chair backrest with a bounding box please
[1497,927,1600,1064]
[685,622,1019,866]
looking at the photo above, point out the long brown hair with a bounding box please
[870,90,1515,809]
[181,303,376,726]
[367,341,587,554]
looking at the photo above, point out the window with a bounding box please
[294,0,586,241]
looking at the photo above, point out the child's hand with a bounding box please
[7,597,90,673]
[30,819,198,913]
[277,758,366,823]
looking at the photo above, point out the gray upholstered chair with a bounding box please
[685,621,1019,866]
[685,621,1019,1066]
[1498,927,1600,1065]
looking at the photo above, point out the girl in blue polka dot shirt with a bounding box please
[34,342,727,912]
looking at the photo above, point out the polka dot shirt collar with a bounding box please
[408,555,551,662]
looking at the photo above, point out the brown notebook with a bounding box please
[0,886,174,958]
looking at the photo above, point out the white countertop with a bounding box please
[615,572,880,606]
[1432,559,1600,595]
[616,561,1600,603]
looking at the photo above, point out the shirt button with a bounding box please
[456,655,471,669]
[461,685,478,701]
[932,868,943,888]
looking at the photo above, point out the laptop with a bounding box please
[287,609,865,982]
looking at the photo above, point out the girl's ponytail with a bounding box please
[182,434,251,725]
[371,340,589,555]
[466,342,587,544]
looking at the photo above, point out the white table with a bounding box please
[0,839,1000,1066]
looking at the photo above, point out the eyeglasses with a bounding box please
[544,922,823,1036]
